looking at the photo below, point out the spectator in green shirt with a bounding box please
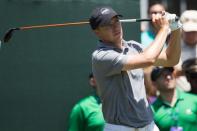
[151,67,197,131]
[68,73,105,131]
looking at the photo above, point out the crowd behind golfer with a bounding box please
[142,2,197,131]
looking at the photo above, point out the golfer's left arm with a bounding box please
[154,29,181,66]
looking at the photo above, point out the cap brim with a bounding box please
[182,22,197,32]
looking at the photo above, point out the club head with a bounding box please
[3,28,20,43]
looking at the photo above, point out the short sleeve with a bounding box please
[128,40,145,52]
[68,104,85,131]
[92,49,128,76]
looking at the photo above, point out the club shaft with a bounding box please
[19,18,152,30]
[20,21,90,30]
[120,18,151,23]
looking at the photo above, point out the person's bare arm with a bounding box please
[154,29,181,66]
[122,13,169,71]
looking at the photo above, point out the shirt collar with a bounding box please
[97,39,127,53]
[93,94,102,104]
[157,89,184,107]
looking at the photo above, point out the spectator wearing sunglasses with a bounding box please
[151,66,197,131]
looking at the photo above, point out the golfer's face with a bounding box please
[96,16,122,43]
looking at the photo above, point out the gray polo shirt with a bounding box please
[92,40,153,128]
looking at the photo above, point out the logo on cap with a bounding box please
[100,8,110,15]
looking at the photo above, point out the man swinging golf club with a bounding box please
[90,6,181,131]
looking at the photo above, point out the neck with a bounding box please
[114,41,123,49]
[160,89,177,106]
[150,24,159,34]
[102,39,123,49]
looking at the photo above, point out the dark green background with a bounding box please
[0,0,140,130]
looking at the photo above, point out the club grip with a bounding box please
[120,17,179,23]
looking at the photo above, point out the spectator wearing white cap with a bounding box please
[174,10,197,92]
[180,10,197,62]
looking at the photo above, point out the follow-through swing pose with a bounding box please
[90,6,181,131]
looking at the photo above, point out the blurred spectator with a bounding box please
[180,10,197,62]
[182,58,197,94]
[141,1,167,47]
[144,67,158,104]
[174,10,197,92]
[68,73,105,131]
[151,66,197,131]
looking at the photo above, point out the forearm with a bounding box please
[122,27,169,70]
[166,29,181,65]
[122,13,171,70]
[143,26,169,62]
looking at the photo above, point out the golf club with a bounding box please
[3,17,178,43]
[2,18,152,43]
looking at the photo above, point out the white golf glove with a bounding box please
[165,12,182,31]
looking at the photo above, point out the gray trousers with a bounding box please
[104,121,160,131]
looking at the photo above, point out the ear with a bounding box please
[89,77,97,87]
[94,29,100,36]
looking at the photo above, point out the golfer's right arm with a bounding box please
[122,14,170,71]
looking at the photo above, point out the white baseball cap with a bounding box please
[180,10,197,32]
